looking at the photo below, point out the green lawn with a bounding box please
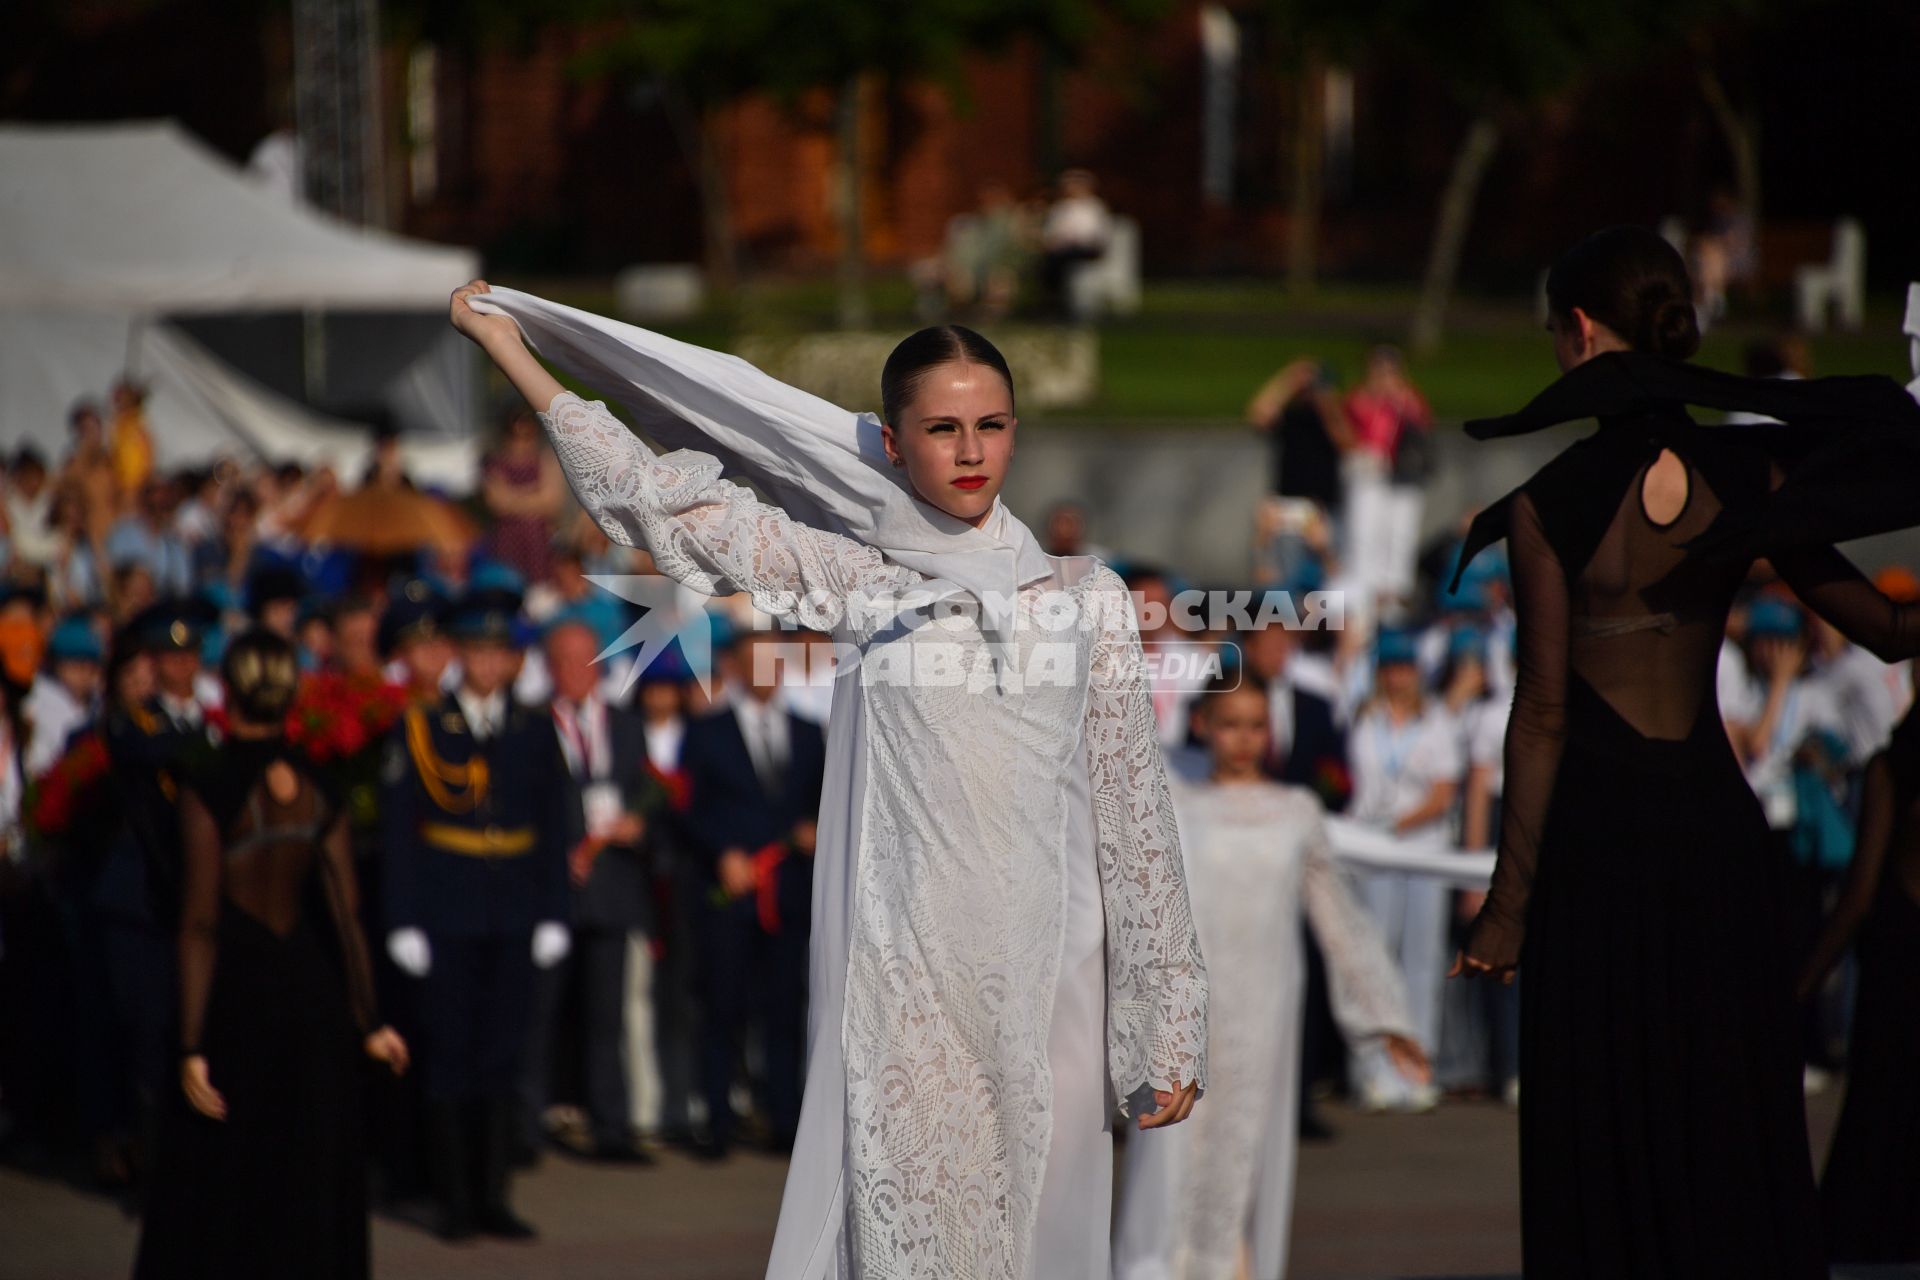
[509,275,1913,427]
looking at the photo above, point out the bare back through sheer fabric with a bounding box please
[1558,443,1750,741]
[177,753,378,1056]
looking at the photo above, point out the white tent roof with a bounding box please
[0,312,478,490]
[0,120,477,312]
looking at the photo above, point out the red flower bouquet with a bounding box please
[646,759,692,814]
[285,673,410,826]
[26,731,111,838]
[285,673,409,764]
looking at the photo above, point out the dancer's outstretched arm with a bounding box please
[1300,807,1429,1086]
[452,281,913,618]
[1084,565,1207,1130]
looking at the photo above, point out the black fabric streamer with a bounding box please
[1450,350,1920,594]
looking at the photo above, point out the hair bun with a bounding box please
[1647,295,1701,361]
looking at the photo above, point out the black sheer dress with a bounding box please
[1454,352,1920,1279]
[1803,701,1920,1262]
[133,738,381,1280]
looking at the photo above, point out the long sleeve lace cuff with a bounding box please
[537,391,913,619]
[1085,568,1209,1111]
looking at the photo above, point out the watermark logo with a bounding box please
[584,574,717,699]
[583,574,1340,693]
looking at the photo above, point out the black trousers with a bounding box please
[696,893,803,1146]
[418,932,536,1101]
[523,927,632,1147]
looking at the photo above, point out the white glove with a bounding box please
[387,928,431,978]
[532,921,572,970]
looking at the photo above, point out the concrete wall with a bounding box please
[997,421,1920,586]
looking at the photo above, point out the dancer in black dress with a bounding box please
[1448,226,1920,1279]
[134,630,408,1280]
[1799,693,1920,1263]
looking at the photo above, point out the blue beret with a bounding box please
[47,615,103,664]
[1746,597,1803,640]
[467,561,527,596]
[1447,623,1487,662]
[1375,625,1419,667]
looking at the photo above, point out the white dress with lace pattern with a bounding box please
[1113,778,1412,1280]
[536,392,1209,1280]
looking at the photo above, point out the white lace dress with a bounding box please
[1112,779,1412,1280]
[537,393,1209,1280]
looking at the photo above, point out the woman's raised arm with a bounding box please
[452,281,913,620]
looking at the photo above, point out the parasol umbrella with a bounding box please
[300,483,480,557]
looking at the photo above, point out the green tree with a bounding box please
[1395,0,1789,353]
[1252,0,1386,295]
[589,1,1168,326]
[1395,2,1633,354]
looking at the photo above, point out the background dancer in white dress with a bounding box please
[447,281,1207,1280]
[1113,673,1426,1280]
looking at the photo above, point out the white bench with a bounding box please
[1794,218,1866,332]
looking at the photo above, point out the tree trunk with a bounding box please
[1697,62,1762,272]
[1287,54,1324,295]
[659,91,737,300]
[1037,45,1064,184]
[1410,114,1499,356]
[835,74,870,331]
[695,106,738,299]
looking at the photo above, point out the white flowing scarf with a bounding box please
[468,288,1055,667]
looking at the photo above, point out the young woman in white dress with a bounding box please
[1113,673,1426,1280]
[448,281,1207,1280]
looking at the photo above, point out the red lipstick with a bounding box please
[952,476,988,490]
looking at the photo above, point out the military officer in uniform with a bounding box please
[364,579,450,1203]
[380,584,570,1241]
[379,579,453,703]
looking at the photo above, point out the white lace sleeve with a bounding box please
[1085,566,1209,1113]
[537,390,914,618]
[1299,800,1416,1045]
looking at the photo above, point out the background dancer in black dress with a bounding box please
[1449,226,1920,1279]
[134,629,408,1280]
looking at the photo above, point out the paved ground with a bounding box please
[3,1087,1902,1280]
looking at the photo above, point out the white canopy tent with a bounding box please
[0,120,483,488]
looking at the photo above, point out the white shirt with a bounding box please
[643,716,685,772]
[1348,702,1463,838]
[23,675,90,780]
[158,689,204,732]
[5,490,57,566]
[0,720,21,861]
[1465,697,1510,798]
[1744,673,1846,829]
[552,693,610,780]
[456,687,508,741]
[1718,638,1757,724]
[1263,676,1296,766]
[1289,649,1352,724]
[1810,643,1909,766]
[1043,195,1113,251]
